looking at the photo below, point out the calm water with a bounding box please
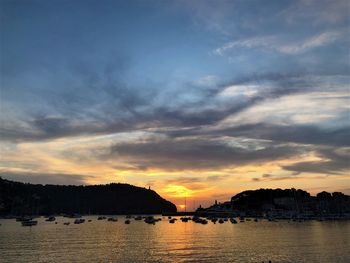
[0,216,349,263]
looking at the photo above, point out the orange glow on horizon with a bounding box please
[178,204,186,210]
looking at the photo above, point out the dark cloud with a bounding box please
[0,172,93,185]
[283,147,350,175]
[1,71,348,144]
[252,172,327,182]
[220,124,350,147]
[163,123,350,149]
[166,175,227,185]
[109,138,301,170]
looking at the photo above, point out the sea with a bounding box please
[0,216,349,263]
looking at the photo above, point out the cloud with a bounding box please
[214,30,344,56]
[219,124,350,147]
[214,36,276,56]
[251,174,325,182]
[166,175,227,185]
[283,147,350,175]
[109,137,301,171]
[0,171,93,185]
[281,0,350,25]
[278,30,343,54]
[1,68,347,145]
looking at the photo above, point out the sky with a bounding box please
[0,0,349,210]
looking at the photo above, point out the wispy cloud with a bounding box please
[214,30,344,56]
[277,30,344,54]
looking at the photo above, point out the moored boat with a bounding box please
[74,218,85,224]
[144,216,156,224]
[180,217,190,222]
[45,216,56,222]
[21,220,37,227]
[230,218,237,224]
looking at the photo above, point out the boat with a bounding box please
[74,218,85,224]
[180,217,190,222]
[125,220,131,224]
[192,216,200,222]
[134,216,142,221]
[21,220,38,226]
[192,216,208,224]
[98,216,106,220]
[107,217,118,222]
[144,216,156,224]
[211,218,218,224]
[64,222,70,225]
[169,218,176,223]
[45,216,56,222]
[218,219,224,224]
[201,219,208,224]
[230,218,237,224]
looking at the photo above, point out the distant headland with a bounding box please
[196,188,350,220]
[0,177,177,216]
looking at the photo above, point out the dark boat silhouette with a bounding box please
[21,220,37,226]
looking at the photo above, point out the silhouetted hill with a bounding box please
[198,188,350,217]
[0,177,177,215]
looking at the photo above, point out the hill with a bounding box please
[0,177,177,215]
[198,188,350,218]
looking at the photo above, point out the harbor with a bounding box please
[1,215,349,263]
